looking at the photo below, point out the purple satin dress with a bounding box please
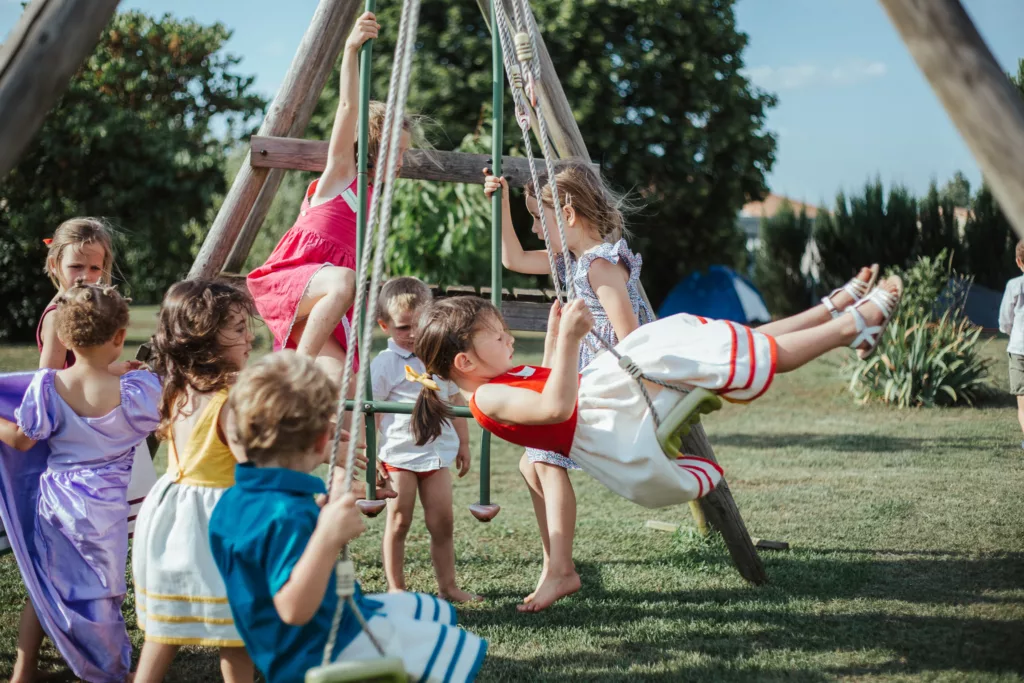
[0,369,160,683]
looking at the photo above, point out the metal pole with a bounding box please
[356,0,377,500]
[479,0,504,508]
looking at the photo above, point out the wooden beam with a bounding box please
[476,0,589,160]
[0,0,121,177]
[189,0,362,279]
[878,0,1024,239]
[248,136,593,187]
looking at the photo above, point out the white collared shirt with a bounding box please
[370,339,460,471]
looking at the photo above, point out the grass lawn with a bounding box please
[0,306,1022,681]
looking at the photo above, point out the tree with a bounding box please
[940,171,972,208]
[753,199,811,317]
[302,0,776,306]
[964,184,1017,290]
[919,180,961,266]
[0,11,264,342]
[813,178,919,293]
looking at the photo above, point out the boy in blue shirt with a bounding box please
[209,351,487,683]
[998,239,1024,449]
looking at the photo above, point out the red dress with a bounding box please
[469,366,578,456]
[247,177,366,366]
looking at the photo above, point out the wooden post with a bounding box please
[0,0,121,177]
[878,0,1024,239]
[477,2,767,584]
[189,0,362,279]
[476,0,588,161]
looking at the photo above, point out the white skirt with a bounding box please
[132,474,242,646]
[570,314,777,509]
[335,592,486,683]
[0,440,155,554]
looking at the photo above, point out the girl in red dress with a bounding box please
[247,12,416,381]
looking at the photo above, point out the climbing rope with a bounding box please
[321,0,422,665]
[494,0,684,429]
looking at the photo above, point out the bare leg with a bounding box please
[1016,396,1024,443]
[134,641,180,683]
[382,470,418,592]
[220,646,255,683]
[519,453,551,602]
[774,279,896,373]
[759,266,874,336]
[291,265,355,359]
[420,469,480,603]
[11,601,44,683]
[518,464,580,613]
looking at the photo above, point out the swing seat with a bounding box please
[305,657,406,683]
[655,388,722,458]
[356,499,387,517]
[469,503,501,522]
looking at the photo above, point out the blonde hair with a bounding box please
[1016,239,1024,264]
[54,279,129,349]
[45,218,115,289]
[363,100,424,170]
[526,160,633,243]
[228,351,337,465]
[377,276,431,324]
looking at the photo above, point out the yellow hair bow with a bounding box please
[405,365,440,391]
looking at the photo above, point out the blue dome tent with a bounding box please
[658,266,771,325]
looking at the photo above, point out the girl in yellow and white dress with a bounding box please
[132,280,257,682]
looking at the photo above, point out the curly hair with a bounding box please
[149,280,256,440]
[228,351,337,465]
[54,279,130,348]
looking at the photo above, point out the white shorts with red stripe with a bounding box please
[571,313,777,508]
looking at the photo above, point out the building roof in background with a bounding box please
[741,193,822,219]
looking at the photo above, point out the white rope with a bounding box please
[321,0,422,665]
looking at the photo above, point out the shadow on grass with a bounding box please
[711,431,1015,453]
[463,549,1024,681]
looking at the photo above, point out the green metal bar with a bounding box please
[356,0,377,500]
[480,0,505,508]
[343,400,473,418]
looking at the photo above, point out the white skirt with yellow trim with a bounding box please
[132,474,242,646]
[570,313,778,509]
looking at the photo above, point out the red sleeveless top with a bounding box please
[468,366,578,456]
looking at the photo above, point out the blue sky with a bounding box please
[2,0,1021,205]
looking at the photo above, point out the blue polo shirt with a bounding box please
[209,463,377,683]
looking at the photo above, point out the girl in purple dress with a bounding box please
[0,281,161,683]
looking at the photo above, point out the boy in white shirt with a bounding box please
[998,239,1024,449]
[371,277,481,602]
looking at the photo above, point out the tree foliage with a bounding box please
[303,0,776,304]
[813,178,919,293]
[940,171,971,208]
[918,180,960,266]
[0,10,264,342]
[753,199,811,317]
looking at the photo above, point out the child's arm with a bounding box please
[483,170,554,275]
[316,12,380,202]
[37,314,68,370]
[450,392,471,477]
[541,299,562,368]
[273,492,365,626]
[0,417,37,451]
[475,300,593,425]
[999,281,1018,335]
[589,259,641,342]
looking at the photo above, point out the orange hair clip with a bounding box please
[42,238,53,246]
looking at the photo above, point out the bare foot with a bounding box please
[387,586,406,594]
[516,572,581,613]
[828,265,875,312]
[523,566,549,604]
[439,587,484,603]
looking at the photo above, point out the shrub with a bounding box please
[845,251,991,407]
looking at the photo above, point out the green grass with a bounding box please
[0,309,1022,681]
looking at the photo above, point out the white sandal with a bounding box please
[822,264,879,319]
[847,276,903,360]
